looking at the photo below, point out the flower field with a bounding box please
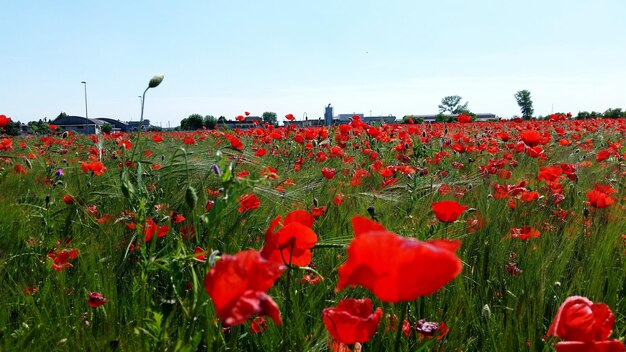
[0,114,624,351]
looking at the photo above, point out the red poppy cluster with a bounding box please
[81,160,107,176]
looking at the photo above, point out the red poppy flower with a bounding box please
[81,161,107,176]
[587,185,615,208]
[151,134,163,143]
[0,138,13,151]
[520,130,542,147]
[14,164,27,174]
[236,115,245,121]
[250,316,266,334]
[238,193,261,213]
[336,216,462,302]
[0,114,10,128]
[322,298,383,345]
[204,250,285,326]
[171,212,186,223]
[183,137,196,145]
[311,206,327,217]
[260,210,317,266]
[301,273,321,285]
[508,226,540,240]
[538,166,563,182]
[431,200,467,223]
[457,114,471,123]
[118,139,133,150]
[285,114,295,121]
[193,246,207,262]
[322,167,336,179]
[245,111,250,116]
[87,292,107,308]
[547,296,624,351]
[48,248,80,272]
[144,218,169,242]
[62,195,74,205]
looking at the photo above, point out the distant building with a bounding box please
[224,116,262,129]
[127,120,151,132]
[95,118,128,132]
[51,115,104,134]
[403,113,497,123]
[362,115,396,125]
[322,105,395,126]
[287,118,326,128]
[324,104,333,126]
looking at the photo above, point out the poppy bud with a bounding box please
[482,304,491,320]
[186,186,198,209]
[313,198,318,207]
[367,205,376,217]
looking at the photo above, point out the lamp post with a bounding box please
[140,74,164,126]
[81,81,88,119]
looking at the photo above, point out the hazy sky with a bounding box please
[2,0,625,125]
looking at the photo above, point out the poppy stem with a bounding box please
[395,302,408,351]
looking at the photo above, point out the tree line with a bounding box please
[178,112,278,131]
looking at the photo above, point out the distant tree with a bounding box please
[262,112,277,125]
[27,119,50,134]
[438,95,468,114]
[147,126,162,132]
[204,115,217,129]
[101,123,112,134]
[514,90,534,120]
[4,120,22,136]
[181,114,204,130]
[217,116,227,124]
[576,111,591,120]
[603,108,623,119]
[401,115,423,124]
[56,112,68,119]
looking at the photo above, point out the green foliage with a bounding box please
[575,109,626,120]
[401,115,424,124]
[603,108,624,119]
[204,115,217,129]
[514,90,534,119]
[262,112,277,125]
[438,95,468,114]
[100,122,112,134]
[26,119,49,134]
[180,114,204,130]
[4,120,22,136]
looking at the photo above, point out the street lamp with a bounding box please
[81,81,88,119]
[139,74,164,126]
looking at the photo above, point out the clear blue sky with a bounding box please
[2,0,625,126]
